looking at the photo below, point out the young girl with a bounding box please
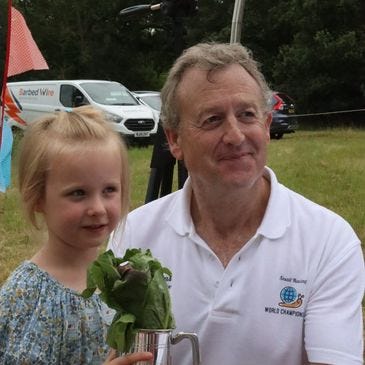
[0,106,152,365]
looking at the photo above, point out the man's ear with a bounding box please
[265,112,272,140]
[164,128,184,160]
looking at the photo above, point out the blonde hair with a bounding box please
[18,105,130,228]
[161,42,272,131]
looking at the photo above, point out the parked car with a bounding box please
[270,92,298,139]
[132,91,161,121]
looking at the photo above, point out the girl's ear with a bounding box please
[34,198,44,213]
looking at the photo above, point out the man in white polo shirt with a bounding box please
[108,42,364,365]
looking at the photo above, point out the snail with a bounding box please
[279,294,304,308]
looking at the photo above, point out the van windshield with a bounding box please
[80,82,138,106]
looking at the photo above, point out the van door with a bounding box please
[4,82,59,128]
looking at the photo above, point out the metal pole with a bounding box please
[230,0,245,44]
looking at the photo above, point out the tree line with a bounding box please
[1,0,364,114]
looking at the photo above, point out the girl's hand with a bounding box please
[103,349,153,365]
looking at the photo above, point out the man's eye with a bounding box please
[237,110,258,122]
[200,115,222,129]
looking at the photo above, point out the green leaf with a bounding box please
[107,312,136,352]
[83,248,175,353]
[111,269,149,317]
[140,268,174,329]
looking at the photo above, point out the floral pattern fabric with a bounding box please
[0,261,115,364]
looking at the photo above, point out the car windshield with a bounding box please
[80,82,138,106]
[140,95,161,111]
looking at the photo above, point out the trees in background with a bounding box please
[1,0,364,113]
[265,0,365,112]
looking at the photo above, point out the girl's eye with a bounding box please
[104,184,121,196]
[69,189,85,198]
[104,186,117,194]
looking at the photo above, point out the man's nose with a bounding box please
[222,115,245,145]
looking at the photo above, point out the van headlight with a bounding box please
[105,112,122,123]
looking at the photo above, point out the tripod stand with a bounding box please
[144,124,188,203]
[144,17,188,203]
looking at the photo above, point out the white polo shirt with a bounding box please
[108,167,364,365]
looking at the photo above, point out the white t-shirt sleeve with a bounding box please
[305,240,364,364]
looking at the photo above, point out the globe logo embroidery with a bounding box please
[280,286,297,303]
[279,286,304,308]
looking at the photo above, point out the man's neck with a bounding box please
[190,176,271,267]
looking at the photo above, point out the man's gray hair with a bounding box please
[160,42,272,131]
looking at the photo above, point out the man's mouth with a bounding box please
[218,151,252,161]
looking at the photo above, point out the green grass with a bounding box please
[267,129,365,242]
[128,146,154,209]
[0,128,364,284]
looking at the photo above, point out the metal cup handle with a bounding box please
[171,332,201,365]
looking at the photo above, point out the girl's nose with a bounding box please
[87,196,106,216]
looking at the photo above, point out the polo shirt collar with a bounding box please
[165,177,194,236]
[165,167,291,239]
[258,167,291,239]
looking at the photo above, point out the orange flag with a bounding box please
[7,6,49,76]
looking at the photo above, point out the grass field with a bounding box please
[0,128,364,284]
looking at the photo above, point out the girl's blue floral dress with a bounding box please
[0,261,115,364]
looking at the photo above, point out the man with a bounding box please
[108,43,364,365]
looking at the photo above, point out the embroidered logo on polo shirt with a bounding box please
[264,277,306,317]
[278,286,304,309]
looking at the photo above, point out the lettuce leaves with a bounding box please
[82,249,175,352]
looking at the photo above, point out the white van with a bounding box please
[4,80,158,143]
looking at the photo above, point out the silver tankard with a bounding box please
[130,329,201,365]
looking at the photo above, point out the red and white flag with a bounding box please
[1,3,48,159]
[7,6,49,76]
